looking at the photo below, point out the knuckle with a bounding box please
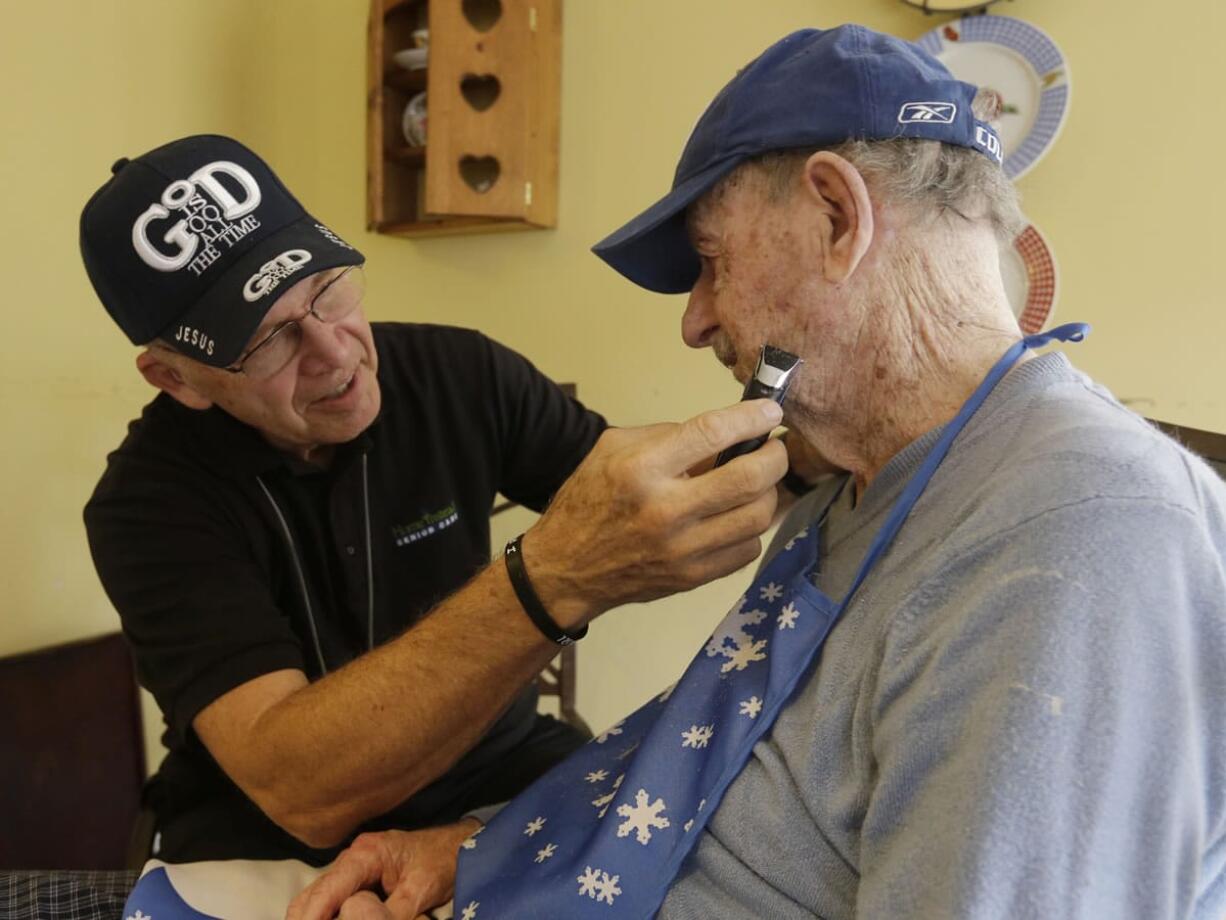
[689,412,728,452]
[347,833,381,855]
[750,498,775,533]
[723,461,756,496]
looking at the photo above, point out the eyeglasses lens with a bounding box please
[243,267,366,379]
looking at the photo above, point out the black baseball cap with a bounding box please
[80,134,365,367]
[592,25,1004,293]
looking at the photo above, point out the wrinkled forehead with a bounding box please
[685,165,766,243]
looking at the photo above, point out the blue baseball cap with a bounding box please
[592,25,1003,294]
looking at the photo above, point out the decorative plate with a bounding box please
[914,15,1071,179]
[901,0,1005,11]
[1001,222,1058,334]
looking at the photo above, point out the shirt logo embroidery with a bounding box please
[393,503,460,547]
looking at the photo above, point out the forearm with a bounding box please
[243,559,555,847]
[209,403,788,847]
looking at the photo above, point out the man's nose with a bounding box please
[297,314,350,371]
[681,281,718,349]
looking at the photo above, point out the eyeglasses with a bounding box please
[227,266,367,380]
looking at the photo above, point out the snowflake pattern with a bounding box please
[127,913,151,920]
[705,597,768,660]
[684,819,694,832]
[585,769,609,784]
[595,721,625,744]
[721,637,768,673]
[777,602,799,630]
[535,843,557,863]
[577,866,623,905]
[591,773,624,818]
[784,527,810,551]
[657,682,677,703]
[616,788,671,845]
[460,824,484,850]
[681,724,714,749]
[739,696,763,718]
[524,816,546,837]
[460,902,479,920]
[759,581,784,603]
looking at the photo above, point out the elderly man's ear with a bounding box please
[800,151,875,284]
[136,347,215,411]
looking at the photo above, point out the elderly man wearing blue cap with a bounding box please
[286,24,1226,920]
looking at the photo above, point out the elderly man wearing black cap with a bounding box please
[81,136,790,869]
[286,24,1226,920]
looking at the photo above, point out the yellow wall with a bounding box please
[2,0,1223,758]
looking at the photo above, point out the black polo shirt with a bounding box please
[85,323,606,863]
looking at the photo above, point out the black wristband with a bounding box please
[504,534,588,646]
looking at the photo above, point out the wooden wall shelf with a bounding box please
[367,0,561,237]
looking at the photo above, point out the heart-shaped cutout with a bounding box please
[459,155,500,193]
[462,0,502,33]
[460,74,501,112]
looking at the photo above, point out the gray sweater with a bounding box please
[661,353,1226,919]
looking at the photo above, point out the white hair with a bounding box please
[735,90,1023,245]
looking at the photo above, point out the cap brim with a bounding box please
[591,157,743,294]
[163,216,365,367]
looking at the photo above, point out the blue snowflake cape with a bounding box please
[455,326,1088,919]
[122,867,220,920]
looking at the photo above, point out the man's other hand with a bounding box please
[285,819,478,920]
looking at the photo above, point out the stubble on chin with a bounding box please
[711,332,738,371]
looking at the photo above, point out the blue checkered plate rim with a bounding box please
[914,15,1071,180]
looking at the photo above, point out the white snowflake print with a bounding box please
[595,720,625,744]
[127,913,151,920]
[577,866,601,898]
[591,773,624,818]
[460,902,479,920]
[777,602,799,630]
[684,819,694,832]
[460,824,484,850]
[705,597,768,660]
[681,724,715,749]
[759,582,784,603]
[721,637,769,673]
[616,788,671,845]
[657,681,677,703]
[784,527,810,551]
[596,873,623,905]
[535,842,557,863]
[698,798,706,811]
[585,769,609,784]
[577,866,623,905]
[524,816,546,837]
[739,696,763,718]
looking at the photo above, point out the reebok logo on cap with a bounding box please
[898,102,958,124]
